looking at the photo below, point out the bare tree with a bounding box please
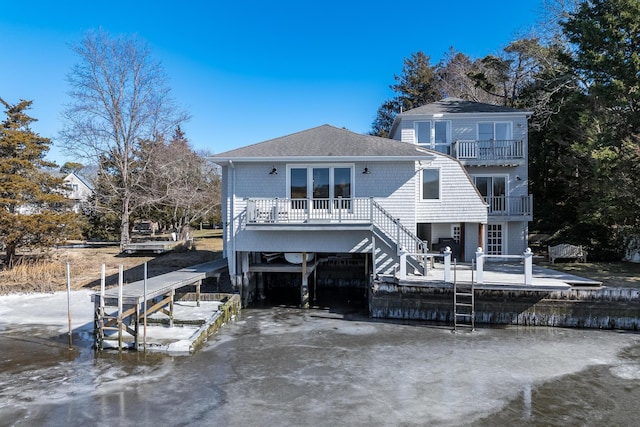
[60,29,189,248]
[138,128,221,236]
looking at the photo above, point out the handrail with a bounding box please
[475,248,533,285]
[243,197,426,277]
[454,139,524,160]
[485,195,533,216]
[370,199,424,255]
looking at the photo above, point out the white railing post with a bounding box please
[475,247,484,284]
[443,246,452,282]
[274,198,279,223]
[524,247,533,285]
[338,196,342,223]
[369,197,374,223]
[399,251,407,280]
[422,242,429,276]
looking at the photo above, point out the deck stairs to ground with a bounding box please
[370,200,425,277]
[453,272,475,332]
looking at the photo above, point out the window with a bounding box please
[478,122,512,141]
[422,168,440,200]
[415,121,451,154]
[473,175,507,213]
[452,224,461,244]
[288,165,354,209]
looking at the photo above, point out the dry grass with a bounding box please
[0,229,224,295]
[546,261,640,288]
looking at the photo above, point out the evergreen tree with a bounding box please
[558,0,640,257]
[0,99,81,267]
[370,52,440,136]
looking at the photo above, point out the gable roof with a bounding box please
[211,124,435,163]
[399,97,530,115]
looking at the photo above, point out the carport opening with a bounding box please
[257,253,370,311]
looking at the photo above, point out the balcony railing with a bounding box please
[485,195,532,217]
[244,197,425,255]
[246,197,372,223]
[453,140,525,163]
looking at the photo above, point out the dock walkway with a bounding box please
[93,259,229,351]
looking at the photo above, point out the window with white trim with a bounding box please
[421,168,440,200]
[415,121,451,154]
[288,165,354,209]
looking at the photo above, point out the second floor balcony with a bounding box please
[452,139,525,166]
[485,195,533,218]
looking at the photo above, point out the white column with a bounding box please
[399,251,407,280]
[475,247,484,284]
[443,247,452,283]
[524,247,533,286]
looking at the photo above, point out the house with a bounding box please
[16,171,94,215]
[61,172,94,214]
[211,124,488,305]
[389,97,533,257]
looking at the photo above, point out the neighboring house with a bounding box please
[61,172,94,214]
[389,97,533,257]
[16,171,94,215]
[211,124,488,293]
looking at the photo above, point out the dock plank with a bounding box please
[96,259,228,304]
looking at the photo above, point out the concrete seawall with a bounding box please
[369,284,640,330]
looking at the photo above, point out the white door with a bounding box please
[486,223,504,255]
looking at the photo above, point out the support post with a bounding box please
[398,251,407,280]
[301,252,309,308]
[118,265,123,352]
[169,289,175,327]
[143,262,147,352]
[444,247,452,283]
[475,247,484,284]
[66,262,72,350]
[524,247,533,286]
[478,224,486,252]
[98,264,105,351]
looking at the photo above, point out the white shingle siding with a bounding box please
[415,155,487,224]
[401,127,414,143]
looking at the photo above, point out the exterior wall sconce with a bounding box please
[362,167,371,174]
[269,167,278,175]
[516,175,522,181]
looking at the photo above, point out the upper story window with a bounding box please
[415,121,451,154]
[421,168,440,200]
[478,122,512,141]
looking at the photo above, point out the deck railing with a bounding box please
[485,195,533,216]
[245,197,424,255]
[454,139,524,161]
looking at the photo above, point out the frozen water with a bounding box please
[0,301,639,426]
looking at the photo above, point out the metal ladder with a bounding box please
[453,260,475,332]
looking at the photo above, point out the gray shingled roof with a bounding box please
[399,97,528,115]
[212,124,434,161]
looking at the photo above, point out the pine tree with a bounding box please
[0,98,81,267]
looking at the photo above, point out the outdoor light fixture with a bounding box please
[362,167,371,174]
[269,167,278,175]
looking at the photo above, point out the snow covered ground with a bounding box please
[0,290,222,353]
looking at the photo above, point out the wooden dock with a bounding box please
[93,259,228,351]
[122,239,187,254]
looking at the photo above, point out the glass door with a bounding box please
[474,176,506,214]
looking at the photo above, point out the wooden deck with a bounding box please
[93,259,228,351]
[122,239,186,254]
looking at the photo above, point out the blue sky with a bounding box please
[1,0,544,165]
